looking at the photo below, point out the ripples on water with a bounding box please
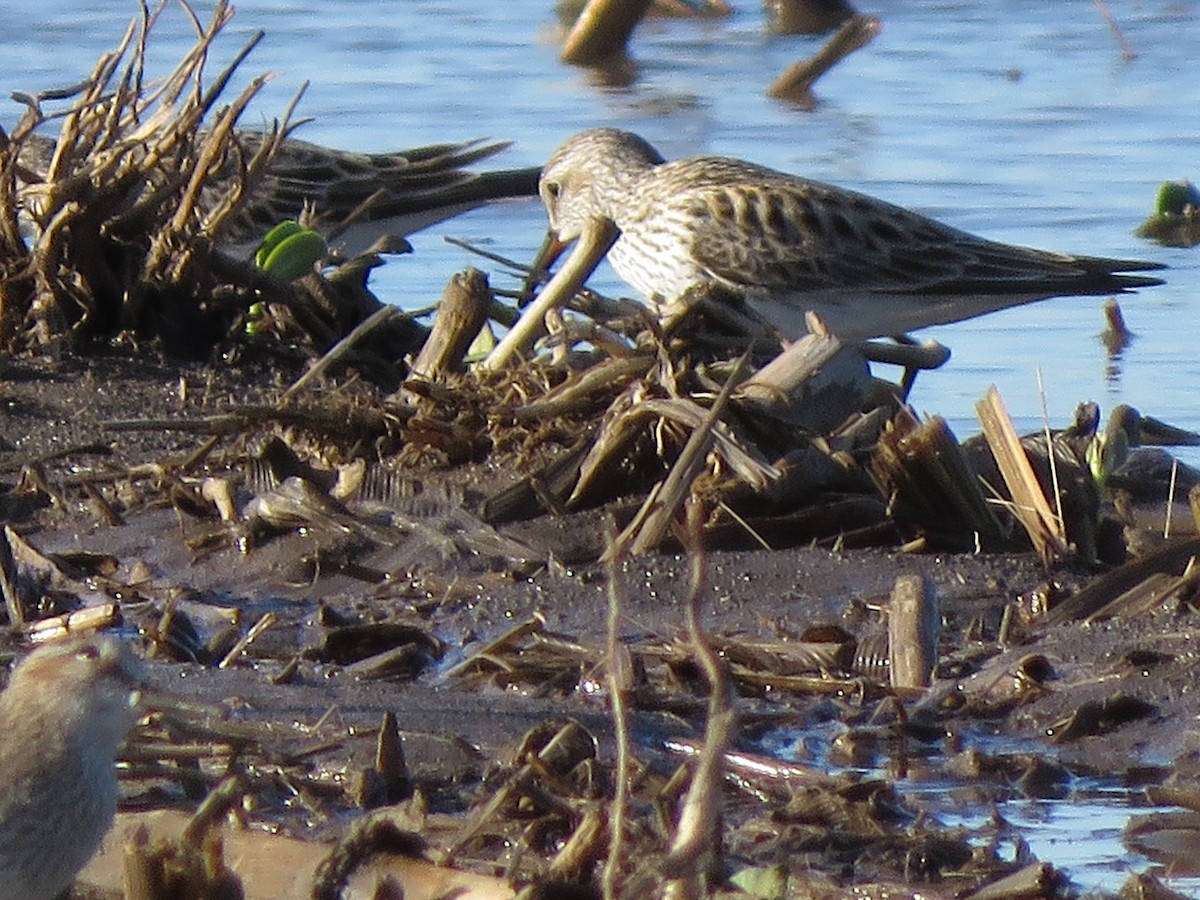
[4,2,1200,890]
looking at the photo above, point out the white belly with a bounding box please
[607,228,710,306]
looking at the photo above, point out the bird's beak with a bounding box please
[530,228,570,284]
[483,217,619,371]
[518,228,570,305]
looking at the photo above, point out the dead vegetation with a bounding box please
[4,2,1193,572]
[0,0,421,365]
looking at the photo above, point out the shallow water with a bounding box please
[914,778,1200,895]
[4,1,1200,891]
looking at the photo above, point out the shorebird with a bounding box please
[17,132,541,257]
[486,127,1163,367]
[0,635,143,900]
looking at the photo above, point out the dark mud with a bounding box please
[4,350,1200,897]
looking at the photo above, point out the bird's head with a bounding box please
[539,128,664,242]
[5,634,144,751]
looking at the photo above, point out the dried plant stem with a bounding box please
[1035,367,1066,537]
[280,305,404,402]
[602,525,631,900]
[609,352,750,558]
[977,386,1069,563]
[662,508,733,898]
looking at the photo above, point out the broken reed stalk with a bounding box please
[513,354,654,423]
[976,386,1069,563]
[280,305,404,402]
[1081,567,1200,624]
[766,0,852,35]
[217,612,277,669]
[1101,298,1133,354]
[734,331,871,434]
[1043,536,1200,625]
[0,528,24,626]
[1034,367,1067,540]
[887,573,939,689]
[868,410,1010,550]
[607,352,749,558]
[1163,457,1179,540]
[409,268,491,380]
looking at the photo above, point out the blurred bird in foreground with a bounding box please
[0,635,143,900]
[530,128,1164,343]
[18,131,541,257]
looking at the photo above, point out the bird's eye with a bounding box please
[544,181,561,201]
[76,643,101,661]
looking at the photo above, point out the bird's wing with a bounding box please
[266,138,513,209]
[215,135,537,241]
[678,168,1159,297]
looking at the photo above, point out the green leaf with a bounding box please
[254,220,305,269]
[260,230,329,282]
[1153,180,1200,217]
[464,322,497,364]
[728,864,789,899]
